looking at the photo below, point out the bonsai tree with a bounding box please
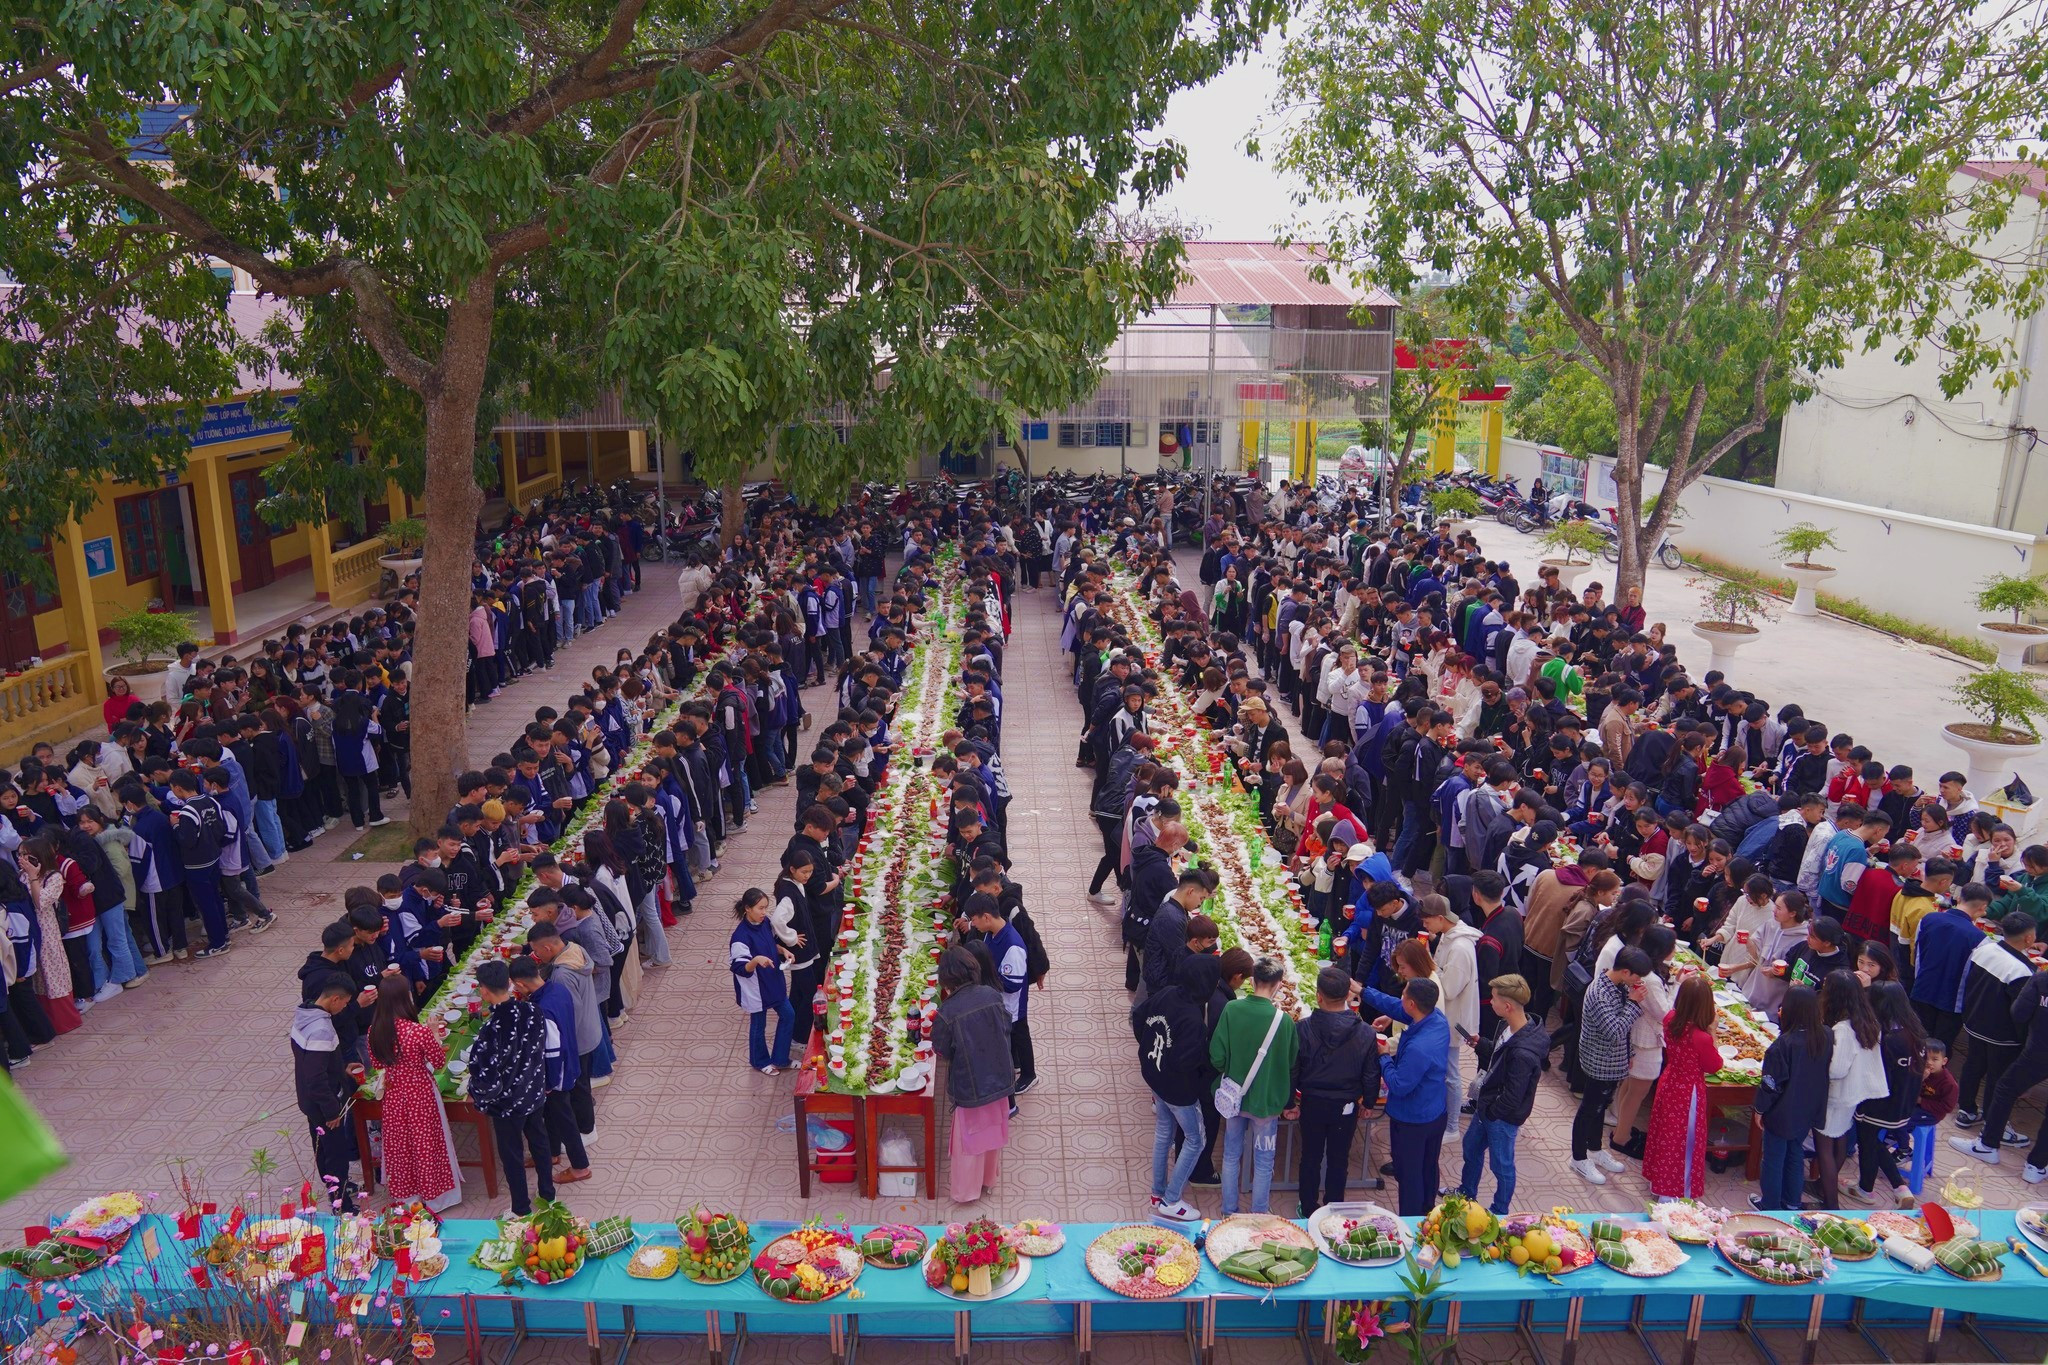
[1951,668,2048,741]
[1538,520,1606,566]
[1428,487,1482,520]
[379,518,429,557]
[1699,578,1775,629]
[104,606,198,670]
[1769,522,1843,569]
[1974,572,2048,625]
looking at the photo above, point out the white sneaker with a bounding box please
[1948,1135,2002,1165]
[1570,1157,1607,1185]
[92,983,123,1004]
[2026,1164,2048,1185]
[1156,1199,1200,1221]
[1594,1151,1626,1174]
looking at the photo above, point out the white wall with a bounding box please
[1584,455,2046,632]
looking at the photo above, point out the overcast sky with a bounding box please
[1137,40,1309,242]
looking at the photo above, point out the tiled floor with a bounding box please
[10,545,2048,1243]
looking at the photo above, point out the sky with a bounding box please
[1135,40,1308,242]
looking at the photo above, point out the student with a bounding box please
[1460,974,1548,1215]
[1210,956,1299,1216]
[290,973,360,1213]
[1753,985,1832,1211]
[468,959,556,1218]
[1293,965,1382,1217]
[1571,948,1648,1186]
[1372,977,1449,1217]
[729,888,794,1075]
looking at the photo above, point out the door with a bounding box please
[228,469,275,590]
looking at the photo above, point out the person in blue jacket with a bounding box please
[1372,977,1450,1216]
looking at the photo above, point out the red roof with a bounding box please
[1960,160,2048,200]
[1168,241,1398,309]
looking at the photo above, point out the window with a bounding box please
[514,431,549,480]
[114,492,163,583]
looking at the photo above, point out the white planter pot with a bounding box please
[1976,621,2048,670]
[1544,560,1595,592]
[1782,563,1837,618]
[1690,620,1762,674]
[1940,722,2044,800]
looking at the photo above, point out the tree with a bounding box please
[1274,0,2048,597]
[2,0,1283,833]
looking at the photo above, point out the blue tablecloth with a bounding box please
[11,1210,2046,1339]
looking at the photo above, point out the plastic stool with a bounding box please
[1904,1123,1938,1195]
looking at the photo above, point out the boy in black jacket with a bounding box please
[1294,966,1383,1216]
[291,974,359,1212]
[1461,974,1549,1215]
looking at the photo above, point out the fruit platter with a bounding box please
[752,1223,864,1303]
[517,1201,591,1286]
[923,1218,1030,1301]
[1085,1225,1201,1299]
[1308,1203,1410,1268]
[1714,1213,1831,1285]
[1006,1219,1064,1257]
[679,1208,752,1283]
[860,1223,929,1270]
[1417,1193,1499,1269]
[1646,1198,1729,1245]
[1209,1214,1319,1287]
[1796,1213,1878,1261]
[1493,1213,1595,1275]
[1585,1221,1689,1277]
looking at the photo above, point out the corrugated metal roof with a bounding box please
[1169,241,1398,309]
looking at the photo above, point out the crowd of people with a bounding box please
[1070,471,2048,1222]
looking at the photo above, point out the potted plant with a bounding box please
[1428,487,1482,529]
[104,606,199,679]
[1537,520,1606,591]
[1973,572,2048,669]
[377,517,428,574]
[1768,522,1843,617]
[1689,577,1773,671]
[1942,667,2048,797]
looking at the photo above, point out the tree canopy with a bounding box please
[1273,0,2048,590]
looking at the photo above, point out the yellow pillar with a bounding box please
[309,518,336,601]
[1477,404,1503,477]
[189,458,240,643]
[627,429,649,475]
[51,516,106,684]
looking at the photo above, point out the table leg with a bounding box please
[1801,1295,1824,1365]
[475,1111,500,1199]
[354,1106,377,1197]
[1076,1301,1092,1365]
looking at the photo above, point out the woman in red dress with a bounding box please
[366,978,462,1210]
[1644,975,1725,1199]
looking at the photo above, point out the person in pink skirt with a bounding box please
[929,947,1015,1202]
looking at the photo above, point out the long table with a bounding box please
[12,1211,2048,1365]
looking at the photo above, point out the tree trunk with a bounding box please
[720,479,744,548]
[405,279,496,838]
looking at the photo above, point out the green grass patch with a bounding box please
[1682,552,1995,664]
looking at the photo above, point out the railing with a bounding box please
[328,538,388,610]
[0,653,98,764]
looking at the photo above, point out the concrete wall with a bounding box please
[1582,455,2045,631]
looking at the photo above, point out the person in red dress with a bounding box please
[366,978,462,1209]
[1644,975,1725,1199]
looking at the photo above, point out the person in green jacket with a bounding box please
[1988,846,2048,928]
[1210,956,1299,1215]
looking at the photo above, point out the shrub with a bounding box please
[1537,520,1605,565]
[1768,522,1842,567]
[380,517,428,554]
[1698,577,1774,628]
[1974,572,2048,624]
[1951,668,2048,741]
[105,606,198,668]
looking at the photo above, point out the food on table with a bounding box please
[1210,1214,1319,1285]
[518,1200,589,1286]
[678,1208,752,1283]
[1934,1238,2007,1280]
[752,1223,863,1303]
[1005,1219,1065,1257]
[924,1218,1022,1298]
[1085,1225,1201,1298]
[1647,1198,1729,1244]
[1798,1214,1877,1260]
[626,1245,679,1280]
[860,1223,930,1270]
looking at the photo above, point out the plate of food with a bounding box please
[922,1219,1030,1301]
[859,1223,929,1270]
[1208,1214,1319,1288]
[1309,1203,1410,1268]
[1006,1219,1065,1257]
[752,1226,863,1304]
[1796,1213,1878,1261]
[1714,1214,1830,1285]
[1498,1213,1596,1275]
[1933,1237,2007,1282]
[1085,1225,1201,1299]
[1647,1198,1729,1245]
[1585,1222,1688,1277]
